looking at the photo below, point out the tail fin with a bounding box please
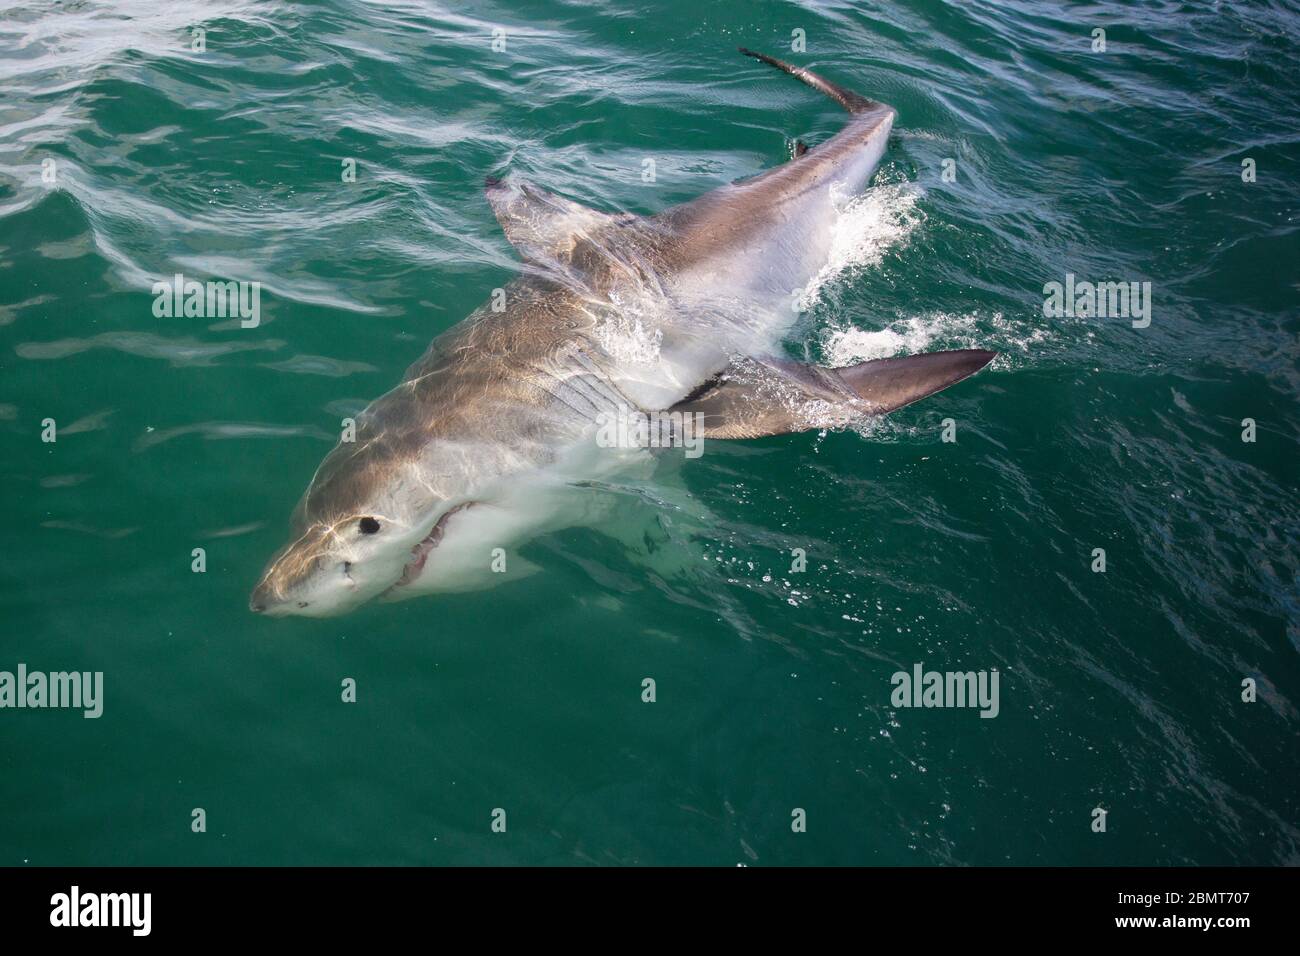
[738,47,884,115]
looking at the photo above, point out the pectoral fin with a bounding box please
[668,350,996,439]
[484,176,639,267]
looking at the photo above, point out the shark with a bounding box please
[250,48,996,617]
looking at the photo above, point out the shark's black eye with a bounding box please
[359,516,380,534]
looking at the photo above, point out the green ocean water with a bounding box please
[1,0,1297,866]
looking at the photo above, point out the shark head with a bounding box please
[250,419,473,617]
[249,512,417,618]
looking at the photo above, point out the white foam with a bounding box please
[822,309,1051,368]
[593,298,664,366]
[823,313,976,365]
[794,181,925,312]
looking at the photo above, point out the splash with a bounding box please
[794,181,925,312]
[823,310,1046,367]
[824,313,977,365]
[592,293,665,366]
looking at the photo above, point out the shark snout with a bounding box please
[249,581,274,614]
[249,529,332,616]
[249,577,296,615]
[249,575,328,616]
[250,524,385,617]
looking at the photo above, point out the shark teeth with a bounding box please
[393,502,475,588]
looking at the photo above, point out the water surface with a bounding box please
[1,0,1297,864]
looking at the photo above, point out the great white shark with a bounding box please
[250,49,996,617]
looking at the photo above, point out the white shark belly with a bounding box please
[388,433,653,596]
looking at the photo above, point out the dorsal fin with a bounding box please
[484,176,639,267]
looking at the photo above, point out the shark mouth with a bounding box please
[392,502,475,589]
